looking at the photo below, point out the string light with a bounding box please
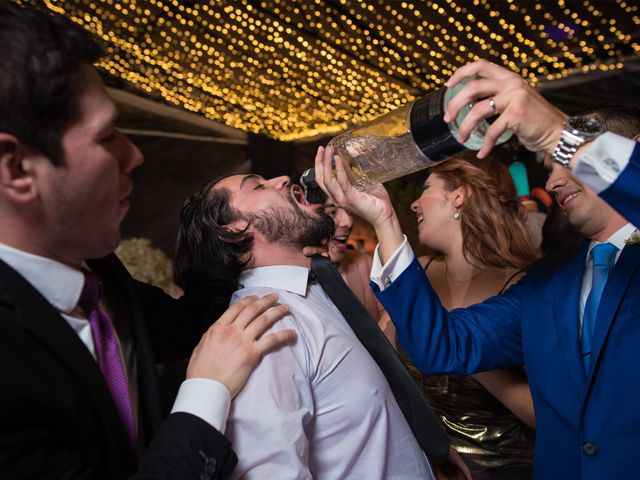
[22,0,639,141]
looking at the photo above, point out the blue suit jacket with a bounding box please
[374,143,640,479]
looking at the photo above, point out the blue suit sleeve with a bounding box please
[373,256,524,375]
[600,143,640,228]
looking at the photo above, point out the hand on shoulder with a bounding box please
[187,294,295,398]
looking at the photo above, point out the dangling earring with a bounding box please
[453,211,460,220]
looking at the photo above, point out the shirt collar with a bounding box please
[239,265,310,296]
[0,243,84,314]
[587,223,637,260]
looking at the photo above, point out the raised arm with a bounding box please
[314,145,403,264]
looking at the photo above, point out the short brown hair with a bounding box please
[0,3,103,165]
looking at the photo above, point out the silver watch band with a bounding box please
[551,129,586,167]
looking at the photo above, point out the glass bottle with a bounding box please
[300,76,512,191]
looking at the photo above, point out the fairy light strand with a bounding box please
[24,0,638,141]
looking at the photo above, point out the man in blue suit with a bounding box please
[314,60,640,479]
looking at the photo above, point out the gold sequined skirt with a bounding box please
[405,360,535,480]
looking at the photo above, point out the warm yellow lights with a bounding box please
[22,0,639,141]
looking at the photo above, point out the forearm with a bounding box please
[372,212,405,265]
[375,258,472,374]
[376,311,398,350]
[374,256,525,374]
[472,369,536,429]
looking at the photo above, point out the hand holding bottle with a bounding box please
[314,146,405,264]
[444,59,567,159]
[300,69,514,193]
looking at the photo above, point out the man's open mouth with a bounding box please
[291,184,323,209]
[291,184,309,205]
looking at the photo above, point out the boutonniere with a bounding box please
[625,229,640,245]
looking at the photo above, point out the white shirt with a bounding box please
[573,131,636,194]
[227,265,432,480]
[370,235,415,291]
[0,242,229,433]
[579,223,636,325]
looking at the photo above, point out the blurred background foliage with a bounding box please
[115,237,182,298]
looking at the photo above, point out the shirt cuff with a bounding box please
[170,378,231,434]
[370,235,414,290]
[574,132,634,193]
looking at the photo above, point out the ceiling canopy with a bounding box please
[30,0,640,141]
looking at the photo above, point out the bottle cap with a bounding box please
[299,168,317,189]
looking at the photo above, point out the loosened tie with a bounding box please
[310,255,450,463]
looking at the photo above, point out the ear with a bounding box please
[217,218,253,244]
[451,185,467,209]
[633,133,640,142]
[0,133,39,203]
[222,218,250,234]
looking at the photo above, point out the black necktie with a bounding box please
[310,255,450,463]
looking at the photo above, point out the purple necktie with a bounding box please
[79,269,136,449]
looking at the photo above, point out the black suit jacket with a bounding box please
[0,254,237,479]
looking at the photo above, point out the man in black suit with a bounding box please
[0,3,293,479]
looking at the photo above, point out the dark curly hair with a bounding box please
[0,2,103,165]
[174,177,253,305]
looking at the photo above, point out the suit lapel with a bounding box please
[552,241,590,398]
[587,243,640,380]
[0,259,135,469]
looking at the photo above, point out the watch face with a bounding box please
[567,116,604,136]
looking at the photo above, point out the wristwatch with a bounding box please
[551,116,604,167]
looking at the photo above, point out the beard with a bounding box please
[244,194,334,249]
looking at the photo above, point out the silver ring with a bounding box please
[488,96,497,114]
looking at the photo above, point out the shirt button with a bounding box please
[582,441,598,456]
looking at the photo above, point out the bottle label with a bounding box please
[410,89,465,161]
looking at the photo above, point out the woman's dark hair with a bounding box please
[0,3,103,165]
[541,206,586,261]
[174,177,253,305]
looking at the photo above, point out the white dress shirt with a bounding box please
[573,131,636,194]
[0,242,229,433]
[579,223,636,326]
[227,265,432,480]
[370,235,414,292]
